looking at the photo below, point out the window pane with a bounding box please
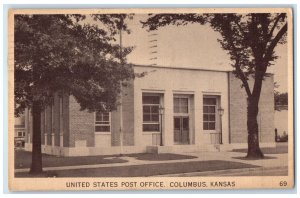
[212,98,217,105]
[209,122,215,130]
[95,125,110,132]
[143,114,151,122]
[174,105,180,113]
[174,118,180,130]
[143,96,160,104]
[180,104,188,113]
[180,98,188,113]
[204,98,216,105]
[96,112,109,121]
[95,112,102,121]
[182,117,189,130]
[209,114,215,121]
[203,122,208,130]
[174,98,188,113]
[151,114,159,122]
[203,114,209,121]
[208,106,215,113]
[143,106,150,114]
[203,106,209,113]
[143,124,160,131]
[181,98,188,106]
[103,114,109,121]
[151,106,159,114]
[174,98,180,106]
[203,98,209,105]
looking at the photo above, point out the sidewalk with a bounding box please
[154,166,288,177]
[15,150,288,177]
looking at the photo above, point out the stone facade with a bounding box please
[24,65,275,156]
[229,72,275,144]
[69,95,95,147]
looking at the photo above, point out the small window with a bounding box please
[17,131,24,137]
[95,112,110,132]
[142,94,161,132]
[203,97,217,130]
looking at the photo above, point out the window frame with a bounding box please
[203,96,218,132]
[142,94,161,132]
[94,112,111,133]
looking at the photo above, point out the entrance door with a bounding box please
[174,116,189,144]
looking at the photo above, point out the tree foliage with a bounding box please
[15,14,135,115]
[15,14,135,174]
[274,92,288,110]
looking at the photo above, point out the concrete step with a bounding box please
[146,144,222,154]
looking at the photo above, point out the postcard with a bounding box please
[8,7,294,191]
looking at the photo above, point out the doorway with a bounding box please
[174,116,189,144]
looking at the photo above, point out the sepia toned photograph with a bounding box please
[8,7,294,190]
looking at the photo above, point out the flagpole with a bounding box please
[119,16,124,156]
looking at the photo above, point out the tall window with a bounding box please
[142,95,160,132]
[174,97,188,113]
[203,97,217,130]
[95,112,110,132]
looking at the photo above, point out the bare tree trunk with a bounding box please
[29,101,43,174]
[246,97,264,158]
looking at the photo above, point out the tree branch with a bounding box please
[235,61,252,97]
[268,13,286,41]
[233,19,247,39]
[263,22,287,64]
[226,32,252,98]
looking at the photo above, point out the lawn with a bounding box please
[232,142,288,154]
[15,150,127,169]
[15,160,259,177]
[15,150,197,169]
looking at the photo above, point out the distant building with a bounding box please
[24,65,275,156]
[14,114,26,147]
[274,105,288,136]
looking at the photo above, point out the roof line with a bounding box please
[132,64,230,73]
[132,64,273,75]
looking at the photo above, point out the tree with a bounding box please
[142,13,288,158]
[15,14,134,174]
[274,92,288,110]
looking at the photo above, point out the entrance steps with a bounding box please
[146,144,223,154]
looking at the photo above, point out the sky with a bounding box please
[120,14,288,93]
